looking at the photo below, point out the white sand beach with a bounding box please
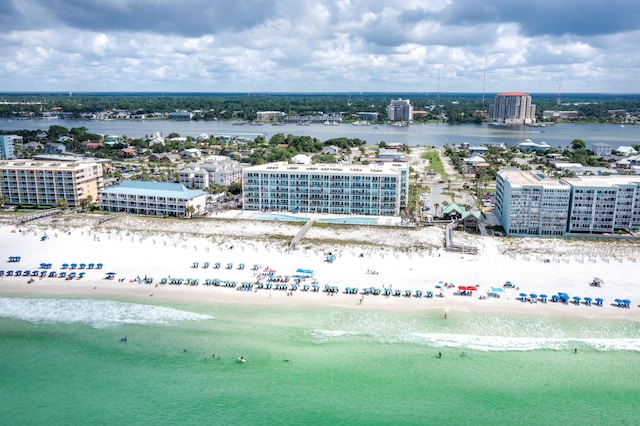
[1,213,639,319]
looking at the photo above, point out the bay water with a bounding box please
[1,118,639,149]
[1,296,639,425]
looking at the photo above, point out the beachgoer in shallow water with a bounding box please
[438,352,442,358]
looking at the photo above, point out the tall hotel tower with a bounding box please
[488,92,536,125]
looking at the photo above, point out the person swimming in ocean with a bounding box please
[120,336,127,343]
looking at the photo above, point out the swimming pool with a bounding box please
[249,213,309,222]
[316,217,379,225]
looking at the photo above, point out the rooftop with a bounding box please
[499,170,568,188]
[244,161,407,176]
[100,180,206,199]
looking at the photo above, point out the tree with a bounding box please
[0,195,9,207]
[55,199,69,209]
[571,139,586,150]
[184,205,195,218]
[78,195,94,212]
[228,182,243,195]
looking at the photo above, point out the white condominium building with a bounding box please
[242,162,409,216]
[563,175,640,234]
[99,180,207,217]
[0,135,21,160]
[496,170,640,236]
[0,160,103,207]
[495,170,571,236]
[489,92,536,125]
[386,99,413,122]
[178,156,243,189]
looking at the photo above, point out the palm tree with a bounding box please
[55,199,69,210]
[184,205,196,218]
[0,195,9,207]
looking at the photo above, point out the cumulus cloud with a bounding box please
[0,0,638,92]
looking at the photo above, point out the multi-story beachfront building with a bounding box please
[495,170,640,236]
[99,180,207,217]
[178,156,243,189]
[0,159,103,207]
[563,176,640,234]
[386,99,413,122]
[242,162,409,216]
[0,135,21,160]
[489,92,536,125]
[495,170,571,236]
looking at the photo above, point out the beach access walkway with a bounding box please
[12,208,61,225]
[290,215,317,250]
[445,219,478,255]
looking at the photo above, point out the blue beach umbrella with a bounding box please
[595,297,604,305]
[530,293,538,299]
[584,297,592,305]
[519,292,527,298]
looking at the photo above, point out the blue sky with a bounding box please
[1,0,639,93]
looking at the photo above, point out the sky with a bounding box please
[1,0,639,94]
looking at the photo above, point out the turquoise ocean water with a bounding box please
[1,296,639,425]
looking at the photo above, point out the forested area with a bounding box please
[0,92,638,123]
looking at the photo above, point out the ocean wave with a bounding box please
[309,328,640,352]
[309,329,360,344]
[0,297,212,328]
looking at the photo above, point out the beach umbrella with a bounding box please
[573,296,581,304]
[623,299,631,307]
[530,293,538,299]
[519,292,527,300]
[539,294,548,299]
[595,297,604,305]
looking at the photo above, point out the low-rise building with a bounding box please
[592,143,613,157]
[177,156,243,189]
[169,111,193,120]
[99,180,207,217]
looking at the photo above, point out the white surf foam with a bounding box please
[0,297,212,328]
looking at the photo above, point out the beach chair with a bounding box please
[202,262,210,269]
